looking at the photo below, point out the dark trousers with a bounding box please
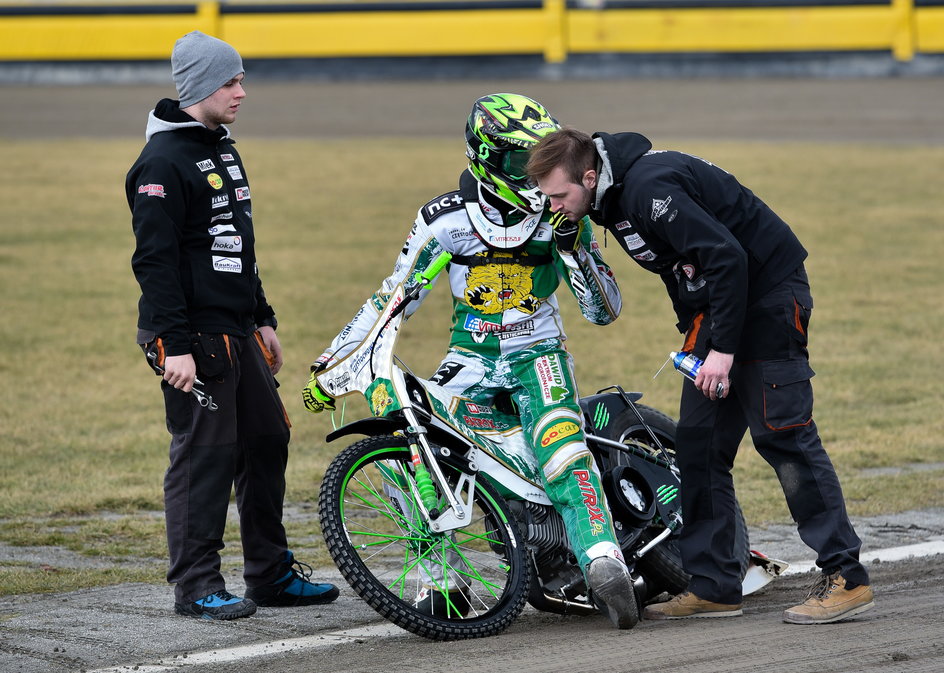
[160,333,291,604]
[675,267,868,604]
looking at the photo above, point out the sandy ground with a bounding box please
[2,78,943,144]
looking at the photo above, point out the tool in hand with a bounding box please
[147,351,219,411]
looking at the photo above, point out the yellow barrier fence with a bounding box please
[0,0,941,63]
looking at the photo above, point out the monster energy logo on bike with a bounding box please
[593,403,610,429]
[656,484,679,505]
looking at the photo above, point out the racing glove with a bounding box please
[302,370,335,413]
[550,211,584,254]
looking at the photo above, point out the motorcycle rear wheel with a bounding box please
[319,435,530,640]
[607,405,751,598]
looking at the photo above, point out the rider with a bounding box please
[303,93,636,628]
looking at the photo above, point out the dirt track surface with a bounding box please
[1,552,941,673]
[3,77,944,144]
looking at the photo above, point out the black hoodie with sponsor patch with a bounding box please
[591,131,807,354]
[126,99,275,356]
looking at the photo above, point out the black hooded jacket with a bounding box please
[592,132,808,354]
[126,99,275,356]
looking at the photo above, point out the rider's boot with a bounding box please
[588,556,638,629]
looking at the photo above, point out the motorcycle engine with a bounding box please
[507,500,570,562]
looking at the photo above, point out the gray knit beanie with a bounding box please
[172,31,244,108]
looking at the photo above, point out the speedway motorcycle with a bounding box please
[315,253,782,640]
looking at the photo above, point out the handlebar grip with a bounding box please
[413,251,453,288]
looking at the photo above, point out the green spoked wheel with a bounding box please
[318,435,530,640]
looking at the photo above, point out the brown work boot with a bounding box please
[643,591,742,620]
[783,572,874,624]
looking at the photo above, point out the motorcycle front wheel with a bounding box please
[319,434,530,640]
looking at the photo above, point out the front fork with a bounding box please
[397,387,477,534]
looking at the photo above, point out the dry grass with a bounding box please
[0,137,940,594]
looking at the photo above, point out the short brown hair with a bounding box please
[527,127,597,185]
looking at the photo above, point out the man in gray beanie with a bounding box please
[126,32,339,620]
[172,30,245,109]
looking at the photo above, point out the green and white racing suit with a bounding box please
[316,172,625,574]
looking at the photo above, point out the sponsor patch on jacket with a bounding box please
[651,196,672,221]
[196,159,215,172]
[211,235,242,252]
[464,314,502,334]
[207,173,224,190]
[210,211,233,223]
[212,256,242,273]
[633,250,657,262]
[235,186,251,201]
[211,195,229,209]
[208,224,237,235]
[496,320,534,341]
[137,183,165,198]
[220,153,235,162]
[227,165,243,181]
[622,232,645,250]
[422,192,464,223]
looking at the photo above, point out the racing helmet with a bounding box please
[465,93,560,215]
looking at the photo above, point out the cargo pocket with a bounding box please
[190,333,232,380]
[762,359,815,431]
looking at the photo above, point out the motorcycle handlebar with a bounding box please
[413,250,453,289]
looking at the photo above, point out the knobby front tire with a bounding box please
[318,435,530,640]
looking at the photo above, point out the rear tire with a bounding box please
[319,435,530,640]
[605,405,751,598]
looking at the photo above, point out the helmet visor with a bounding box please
[500,149,531,182]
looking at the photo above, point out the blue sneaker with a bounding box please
[175,590,257,620]
[245,551,340,607]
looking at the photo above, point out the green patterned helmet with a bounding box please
[465,93,560,214]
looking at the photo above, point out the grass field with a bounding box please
[0,136,941,595]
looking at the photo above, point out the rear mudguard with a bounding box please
[579,388,643,435]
